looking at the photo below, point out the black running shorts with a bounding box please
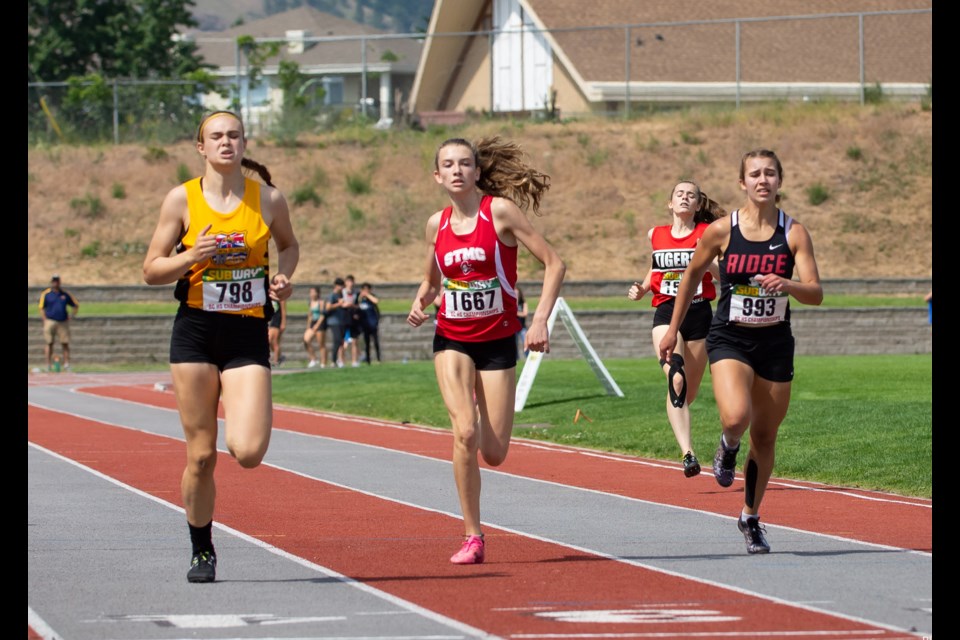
[706,322,795,382]
[433,334,518,371]
[653,299,713,341]
[170,305,271,371]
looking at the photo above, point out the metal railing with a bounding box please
[27,8,931,145]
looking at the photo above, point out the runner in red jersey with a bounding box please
[407,137,566,565]
[432,193,519,342]
[627,180,724,478]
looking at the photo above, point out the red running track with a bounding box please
[28,380,930,639]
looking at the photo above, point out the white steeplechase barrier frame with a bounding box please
[514,297,624,413]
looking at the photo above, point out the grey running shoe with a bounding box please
[682,452,701,477]
[187,550,217,583]
[737,517,771,554]
[713,439,739,487]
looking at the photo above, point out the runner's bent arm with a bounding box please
[492,197,566,354]
[407,212,443,328]
[658,219,727,363]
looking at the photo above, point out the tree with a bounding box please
[27,0,220,144]
[28,0,207,82]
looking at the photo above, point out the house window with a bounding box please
[246,81,269,107]
[322,76,344,106]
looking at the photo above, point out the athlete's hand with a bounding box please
[525,320,550,354]
[269,274,293,301]
[658,329,678,364]
[190,224,217,263]
[627,281,646,301]
[407,300,430,328]
[753,273,787,294]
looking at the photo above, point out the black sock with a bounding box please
[189,521,214,555]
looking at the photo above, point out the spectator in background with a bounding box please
[515,286,529,358]
[39,273,79,371]
[268,298,287,367]
[358,282,382,364]
[340,274,361,367]
[303,286,327,368]
[326,278,347,367]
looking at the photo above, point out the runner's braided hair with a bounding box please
[196,110,275,187]
[436,136,551,215]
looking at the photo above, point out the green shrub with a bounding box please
[347,203,365,225]
[846,146,863,161]
[143,146,168,162]
[111,183,126,199]
[292,185,322,207]
[70,194,105,218]
[806,183,830,206]
[586,148,608,168]
[81,241,101,257]
[346,173,371,195]
[863,82,884,105]
[176,163,192,184]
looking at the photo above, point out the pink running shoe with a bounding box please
[450,534,485,564]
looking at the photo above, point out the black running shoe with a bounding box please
[713,439,739,487]
[682,452,701,477]
[737,517,771,554]
[187,550,217,583]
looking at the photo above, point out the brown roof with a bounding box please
[526,0,931,83]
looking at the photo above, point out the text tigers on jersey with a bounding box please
[652,249,694,270]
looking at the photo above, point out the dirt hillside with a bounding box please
[27,101,932,287]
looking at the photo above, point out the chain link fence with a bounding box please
[27,8,931,146]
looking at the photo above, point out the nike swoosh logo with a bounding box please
[769,243,783,250]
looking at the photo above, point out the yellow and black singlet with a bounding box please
[174,177,272,318]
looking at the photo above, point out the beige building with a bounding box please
[186,5,423,132]
[410,0,932,121]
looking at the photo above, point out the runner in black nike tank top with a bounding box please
[658,149,823,554]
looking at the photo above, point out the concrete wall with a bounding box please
[26,278,932,304]
[28,306,932,368]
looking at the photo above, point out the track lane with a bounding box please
[81,383,931,552]
[28,388,930,639]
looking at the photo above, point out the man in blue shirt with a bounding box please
[38,274,79,371]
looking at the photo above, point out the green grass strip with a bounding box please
[268,354,931,498]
